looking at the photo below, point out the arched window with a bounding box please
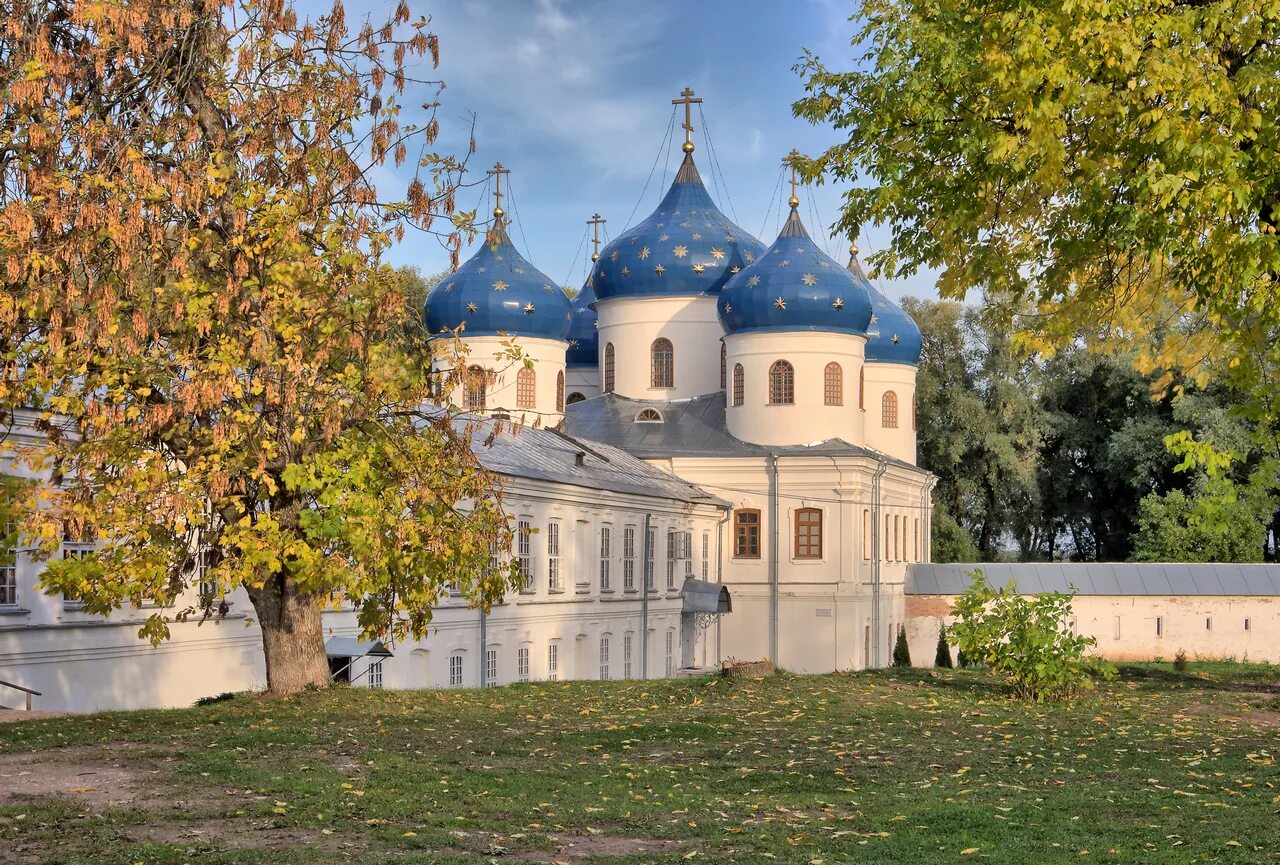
[794,508,822,559]
[651,338,674,388]
[858,366,865,410]
[465,365,486,412]
[824,362,843,406]
[732,364,744,406]
[720,342,727,390]
[516,367,536,409]
[603,342,616,393]
[555,370,565,412]
[882,390,899,428]
[566,392,586,405]
[634,408,663,423]
[768,360,794,404]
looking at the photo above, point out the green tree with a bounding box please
[0,2,509,696]
[1132,480,1269,562]
[892,625,912,667]
[933,629,953,668]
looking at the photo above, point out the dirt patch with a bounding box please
[0,710,68,724]
[522,833,685,863]
[1241,709,1280,728]
[131,817,367,855]
[0,748,161,809]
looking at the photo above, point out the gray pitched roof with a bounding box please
[458,415,727,508]
[563,392,920,468]
[906,562,1280,596]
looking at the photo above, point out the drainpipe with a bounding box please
[924,477,937,562]
[478,608,487,688]
[714,506,731,667]
[640,512,652,679]
[871,460,888,668]
[768,454,780,668]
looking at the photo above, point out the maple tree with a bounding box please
[0,0,515,694]
[795,0,1280,470]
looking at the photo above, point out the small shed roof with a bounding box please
[906,562,1280,596]
[682,578,732,614]
[324,637,394,659]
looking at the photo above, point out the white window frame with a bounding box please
[623,525,636,592]
[547,520,562,593]
[624,632,633,680]
[599,634,610,681]
[517,517,533,592]
[701,530,709,580]
[448,652,464,687]
[666,528,676,589]
[547,642,559,681]
[484,647,498,687]
[665,629,674,677]
[599,525,612,592]
[368,660,384,689]
[517,646,530,682]
[644,525,655,592]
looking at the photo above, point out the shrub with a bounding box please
[934,628,954,668]
[1173,649,1188,672]
[892,625,912,668]
[947,569,1114,701]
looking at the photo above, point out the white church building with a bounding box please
[1,91,933,712]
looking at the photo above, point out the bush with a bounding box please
[947,569,1114,701]
[1173,649,1188,672]
[934,629,954,668]
[892,625,912,668]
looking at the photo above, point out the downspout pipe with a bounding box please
[871,460,888,668]
[478,608,487,688]
[769,453,780,668]
[714,506,731,667]
[641,512,652,678]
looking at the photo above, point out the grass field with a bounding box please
[1,663,1278,864]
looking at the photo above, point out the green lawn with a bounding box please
[2,663,1278,864]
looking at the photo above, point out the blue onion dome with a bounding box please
[847,244,922,365]
[566,279,598,366]
[717,205,873,336]
[589,153,765,301]
[424,220,572,342]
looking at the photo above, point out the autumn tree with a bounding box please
[0,1,514,695]
[795,0,1280,477]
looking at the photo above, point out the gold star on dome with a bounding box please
[745,252,755,262]
[729,266,741,275]
[774,297,787,310]
[692,233,703,241]
[611,250,620,262]
[673,245,688,258]
[658,234,670,242]
[621,266,631,277]
[725,235,737,244]
[680,221,692,228]
[802,273,817,286]
[569,339,579,349]
[523,302,535,314]
[746,275,760,287]
[692,263,705,274]
[795,246,806,254]
[779,259,790,267]
[514,267,525,274]
[710,247,725,260]
[466,302,478,313]
[833,298,844,310]
[493,280,508,291]
[892,334,900,343]
[476,266,487,273]
[639,246,650,260]
[723,303,732,313]
[869,312,878,324]
[654,264,666,275]
[544,284,555,293]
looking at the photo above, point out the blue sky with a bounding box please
[332,0,937,301]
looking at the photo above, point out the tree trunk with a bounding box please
[247,575,331,696]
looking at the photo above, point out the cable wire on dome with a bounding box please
[622,106,677,232]
[806,182,832,259]
[697,104,740,225]
[562,224,589,291]
[505,175,534,262]
[758,166,784,241]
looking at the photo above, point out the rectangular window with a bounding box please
[862,509,870,561]
[794,508,822,559]
[599,526,612,591]
[623,525,636,591]
[485,648,498,687]
[1114,616,1121,640]
[449,653,464,687]
[517,646,530,682]
[734,509,761,558]
[599,635,610,681]
[547,643,559,681]
[624,633,633,679]
[1205,617,1213,631]
[665,629,675,677]
[1245,617,1251,632]
[914,518,920,562]
[666,528,676,589]
[644,525,655,591]
[368,661,383,689]
[701,530,710,579]
[683,531,693,579]
[547,521,561,592]
[517,518,533,591]
[0,516,15,606]
[1156,616,1163,637]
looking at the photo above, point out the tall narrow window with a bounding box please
[644,524,655,590]
[824,362,843,405]
[604,343,616,393]
[599,635,611,680]
[449,652,464,687]
[893,515,901,560]
[1155,616,1163,637]
[734,509,761,558]
[368,661,383,689]
[858,366,865,410]
[547,642,559,680]
[701,530,710,579]
[517,518,533,591]
[547,521,562,592]
[720,341,727,389]
[624,633,634,679]
[517,646,530,682]
[732,364,745,406]
[882,390,899,428]
[914,518,920,562]
[484,648,498,687]
[665,629,675,676]
[0,516,16,606]
[623,525,636,591]
[465,365,487,411]
[599,525,612,591]
[651,338,674,388]
[769,360,794,404]
[862,509,870,561]
[516,367,536,409]
[794,508,822,559]
[556,370,565,412]
[666,528,676,589]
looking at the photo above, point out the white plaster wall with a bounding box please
[723,330,868,448]
[862,363,918,465]
[905,593,1280,667]
[441,335,568,426]
[595,295,724,399]
[565,366,600,404]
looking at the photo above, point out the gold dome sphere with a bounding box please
[682,140,695,154]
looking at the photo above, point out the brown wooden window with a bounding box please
[604,342,615,393]
[882,390,898,428]
[794,508,822,559]
[858,366,865,410]
[768,360,794,404]
[824,362,842,405]
[732,363,744,406]
[555,370,565,412]
[516,367,536,409]
[651,338,674,388]
[465,365,486,411]
[720,342,727,390]
[733,509,760,558]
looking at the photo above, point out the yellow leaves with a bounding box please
[961,848,981,855]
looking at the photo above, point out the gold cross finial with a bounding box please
[587,213,607,262]
[672,87,703,154]
[486,162,511,221]
[786,149,802,209]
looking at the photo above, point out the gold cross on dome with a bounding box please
[786,149,801,209]
[587,213,607,262]
[672,87,703,153]
[486,162,511,220]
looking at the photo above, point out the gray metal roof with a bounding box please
[906,562,1280,596]
[324,637,393,658]
[563,392,920,469]
[459,415,727,508]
